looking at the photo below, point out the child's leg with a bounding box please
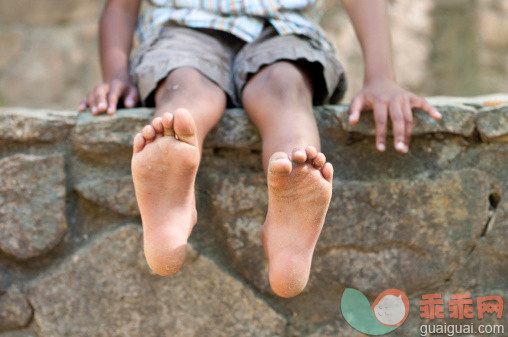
[153,67,227,148]
[132,67,226,276]
[242,61,334,298]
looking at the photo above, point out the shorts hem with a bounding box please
[134,57,236,107]
[233,44,346,106]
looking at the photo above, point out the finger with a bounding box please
[78,99,87,112]
[124,86,139,108]
[402,99,413,150]
[389,101,406,153]
[373,102,388,152]
[410,96,442,120]
[348,94,365,124]
[107,84,122,115]
[86,92,98,115]
[94,84,109,114]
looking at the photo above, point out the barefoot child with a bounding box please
[79,0,441,298]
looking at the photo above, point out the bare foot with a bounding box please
[131,108,200,276]
[261,146,333,297]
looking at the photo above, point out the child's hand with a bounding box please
[347,79,441,153]
[78,79,139,115]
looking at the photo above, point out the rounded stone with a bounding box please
[0,154,67,260]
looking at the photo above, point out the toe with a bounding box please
[142,124,156,142]
[305,146,318,162]
[161,112,175,137]
[291,146,307,163]
[151,117,164,136]
[313,153,326,169]
[321,162,334,182]
[268,152,292,176]
[173,108,198,147]
[133,133,145,153]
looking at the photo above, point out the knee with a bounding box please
[242,61,312,107]
[156,67,226,111]
[165,67,209,88]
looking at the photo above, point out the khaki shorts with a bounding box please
[131,23,347,107]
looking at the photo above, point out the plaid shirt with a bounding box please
[136,0,334,51]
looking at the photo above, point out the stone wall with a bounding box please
[0,0,508,108]
[0,95,507,336]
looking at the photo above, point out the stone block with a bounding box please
[28,225,286,337]
[0,109,76,143]
[0,154,67,260]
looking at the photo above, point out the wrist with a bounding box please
[364,73,396,86]
[103,71,132,84]
[363,62,396,85]
[101,56,131,83]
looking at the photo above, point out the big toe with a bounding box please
[173,108,198,147]
[268,152,292,176]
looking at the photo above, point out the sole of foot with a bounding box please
[261,145,333,298]
[131,108,200,276]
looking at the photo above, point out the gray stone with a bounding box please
[288,321,363,337]
[208,173,270,292]
[206,108,262,150]
[28,225,286,337]
[319,133,467,181]
[0,330,36,337]
[75,176,139,216]
[449,193,508,292]
[330,104,477,136]
[72,109,152,161]
[315,169,490,296]
[72,101,479,163]
[0,103,504,335]
[207,103,478,153]
[0,287,32,332]
[74,108,261,158]
[477,105,508,142]
[0,108,76,143]
[451,142,508,184]
[0,154,67,260]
